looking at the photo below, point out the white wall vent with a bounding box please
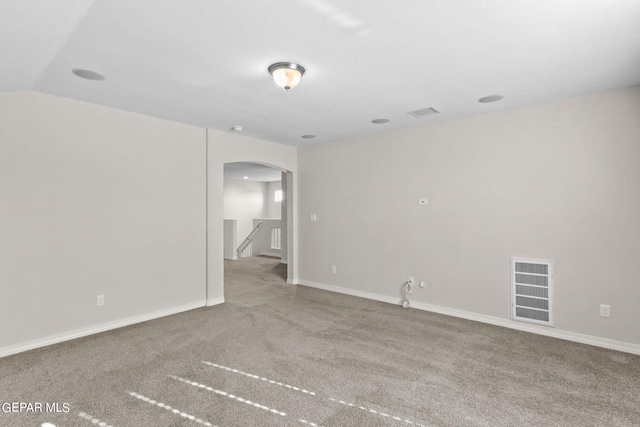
[511,258,554,327]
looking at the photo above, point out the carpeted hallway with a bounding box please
[1,256,639,426]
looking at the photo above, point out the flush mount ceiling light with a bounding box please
[371,118,390,124]
[268,62,305,90]
[72,68,105,81]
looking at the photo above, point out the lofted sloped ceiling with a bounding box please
[2,0,640,147]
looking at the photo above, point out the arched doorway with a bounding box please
[222,162,294,297]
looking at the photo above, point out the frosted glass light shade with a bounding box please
[269,62,305,90]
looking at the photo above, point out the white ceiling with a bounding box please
[224,162,282,182]
[2,0,640,147]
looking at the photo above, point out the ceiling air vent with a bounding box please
[511,258,554,327]
[408,107,439,118]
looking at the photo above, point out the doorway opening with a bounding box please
[222,162,293,297]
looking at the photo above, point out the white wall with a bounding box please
[281,172,290,265]
[223,219,237,260]
[297,86,640,349]
[0,91,206,355]
[224,178,268,246]
[266,181,282,219]
[223,178,282,258]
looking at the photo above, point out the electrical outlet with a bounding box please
[331,265,337,274]
[419,280,425,288]
[599,304,610,318]
[97,295,105,307]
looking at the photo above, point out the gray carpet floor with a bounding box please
[1,256,639,426]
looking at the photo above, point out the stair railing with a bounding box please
[237,221,264,258]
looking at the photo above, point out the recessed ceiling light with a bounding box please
[301,134,316,139]
[231,125,243,132]
[478,94,503,103]
[243,176,249,180]
[72,69,105,81]
[372,118,390,124]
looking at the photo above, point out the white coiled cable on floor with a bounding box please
[400,280,413,308]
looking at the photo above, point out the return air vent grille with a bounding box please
[408,107,439,118]
[511,258,553,326]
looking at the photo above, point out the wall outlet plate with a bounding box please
[97,295,105,307]
[599,304,610,318]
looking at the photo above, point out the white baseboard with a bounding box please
[298,280,640,356]
[0,300,206,359]
[258,251,282,258]
[299,279,399,305]
[206,297,225,307]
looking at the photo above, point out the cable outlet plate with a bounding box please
[599,304,610,318]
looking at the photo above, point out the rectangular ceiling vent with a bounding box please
[511,258,554,327]
[408,107,439,118]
